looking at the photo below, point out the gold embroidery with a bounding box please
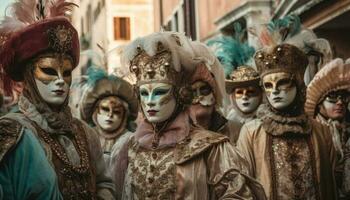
[128,139,176,199]
[0,118,22,161]
[271,136,317,200]
[47,25,73,53]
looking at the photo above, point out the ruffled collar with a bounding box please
[134,111,191,150]
[257,104,311,136]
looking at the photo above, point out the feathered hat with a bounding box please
[207,23,255,78]
[122,32,199,85]
[122,32,201,105]
[255,43,308,85]
[251,15,331,82]
[0,0,79,94]
[80,67,139,124]
[305,58,350,117]
[225,66,260,93]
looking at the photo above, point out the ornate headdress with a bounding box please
[305,58,350,117]
[251,15,332,84]
[255,43,308,84]
[122,32,200,105]
[225,66,260,93]
[207,23,255,78]
[0,0,79,93]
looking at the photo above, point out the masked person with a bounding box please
[305,58,350,199]
[114,32,266,200]
[225,66,262,143]
[80,67,138,173]
[189,42,236,140]
[237,43,338,200]
[0,0,114,199]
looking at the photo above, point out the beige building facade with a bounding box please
[154,0,350,58]
[72,0,154,75]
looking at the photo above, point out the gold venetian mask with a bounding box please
[33,56,73,85]
[96,96,126,132]
[262,72,294,94]
[234,86,260,99]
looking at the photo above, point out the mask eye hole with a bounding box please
[63,70,72,77]
[140,90,149,97]
[154,89,169,96]
[199,85,212,96]
[263,82,273,89]
[40,67,58,76]
[276,78,293,89]
[99,106,110,115]
[246,89,256,96]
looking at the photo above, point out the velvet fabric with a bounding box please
[0,17,79,81]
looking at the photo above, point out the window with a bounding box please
[114,17,131,40]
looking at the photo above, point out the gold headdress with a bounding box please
[254,43,308,84]
[225,66,260,93]
[122,32,200,105]
[129,42,179,86]
[123,32,199,87]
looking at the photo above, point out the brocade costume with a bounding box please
[237,43,338,200]
[114,32,266,200]
[0,1,114,199]
[237,105,337,200]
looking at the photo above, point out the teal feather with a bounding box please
[267,14,301,40]
[86,67,118,86]
[207,33,255,78]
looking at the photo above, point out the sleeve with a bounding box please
[82,123,116,200]
[342,137,350,196]
[236,124,256,177]
[112,137,130,200]
[206,141,266,200]
[0,129,63,200]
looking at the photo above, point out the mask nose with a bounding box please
[55,78,65,87]
[146,95,156,107]
[271,89,280,95]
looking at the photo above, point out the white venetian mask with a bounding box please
[34,56,72,106]
[96,96,125,132]
[139,82,176,123]
[191,81,215,106]
[262,72,297,110]
[233,86,261,114]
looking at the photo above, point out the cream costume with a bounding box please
[237,43,338,200]
[305,58,350,198]
[225,66,262,143]
[114,32,266,200]
[80,67,138,174]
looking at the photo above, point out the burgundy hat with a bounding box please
[0,17,79,81]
